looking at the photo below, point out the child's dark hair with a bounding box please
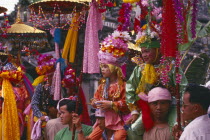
[59,99,83,115]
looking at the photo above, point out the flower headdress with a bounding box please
[135,24,160,48]
[98,30,131,66]
[35,54,56,76]
[62,65,78,88]
[32,54,56,86]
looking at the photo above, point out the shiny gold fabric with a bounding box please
[62,13,80,63]
[136,64,158,94]
[2,79,20,140]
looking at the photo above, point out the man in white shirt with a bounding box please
[174,84,210,140]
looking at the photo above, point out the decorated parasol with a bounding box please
[29,0,89,30]
[0,6,7,14]
[29,0,90,14]
[5,6,48,50]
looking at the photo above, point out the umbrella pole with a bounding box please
[176,67,181,130]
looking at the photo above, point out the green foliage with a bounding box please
[178,13,210,51]
[184,53,210,85]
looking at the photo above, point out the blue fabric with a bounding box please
[54,28,61,44]
[56,58,66,76]
[23,78,33,98]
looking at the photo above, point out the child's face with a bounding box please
[100,64,112,78]
[141,47,158,64]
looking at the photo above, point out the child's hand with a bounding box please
[125,114,139,124]
[97,100,112,110]
[90,98,98,108]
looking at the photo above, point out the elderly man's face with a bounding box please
[149,100,170,121]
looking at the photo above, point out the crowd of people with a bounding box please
[0,29,210,140]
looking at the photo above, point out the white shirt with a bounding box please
[180,114,210,140]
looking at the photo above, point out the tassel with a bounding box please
[137,99,154,131]
[161,0,178,57]
[32,75,45,86]
[2,79,20,139]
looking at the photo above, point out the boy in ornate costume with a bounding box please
[89,30,131,140]
[0,49,32,140]
[126,27,188,139]
[31,54,56,125]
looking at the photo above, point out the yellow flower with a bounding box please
[142,24,147,30]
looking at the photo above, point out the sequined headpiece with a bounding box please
[98,30,131,66]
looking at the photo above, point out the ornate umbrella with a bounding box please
[29,0,89,30]
[29,0,90,14]
[4,7,49,52]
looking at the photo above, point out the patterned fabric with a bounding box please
[83,0,102,74]
[93,82,130,130]
[31,83,52,118]
[94,82,129,113]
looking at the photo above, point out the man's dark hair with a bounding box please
[185,84,210,111]
[48,99,59,108]
[59,99,83,115]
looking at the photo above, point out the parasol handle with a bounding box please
[176,67,181,130]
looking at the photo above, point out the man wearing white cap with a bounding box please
[143,86,173,140]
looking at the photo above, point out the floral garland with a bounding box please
[172,0,184,44]
[117,3,132,31]
[0,13,10,38]
[191,0,198,38]
[62,65,77,88]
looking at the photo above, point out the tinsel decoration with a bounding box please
[161,0,178,57]
[117,3,132,31]
[191,0,198,38]
[159,56,171,85]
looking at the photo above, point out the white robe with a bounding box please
[180,114,210,140]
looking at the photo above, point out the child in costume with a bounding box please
[31,54,56,121]
[89,30,131,140]
[0,50,32,140]
[31,54,57,140]
[126,27,188,139]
